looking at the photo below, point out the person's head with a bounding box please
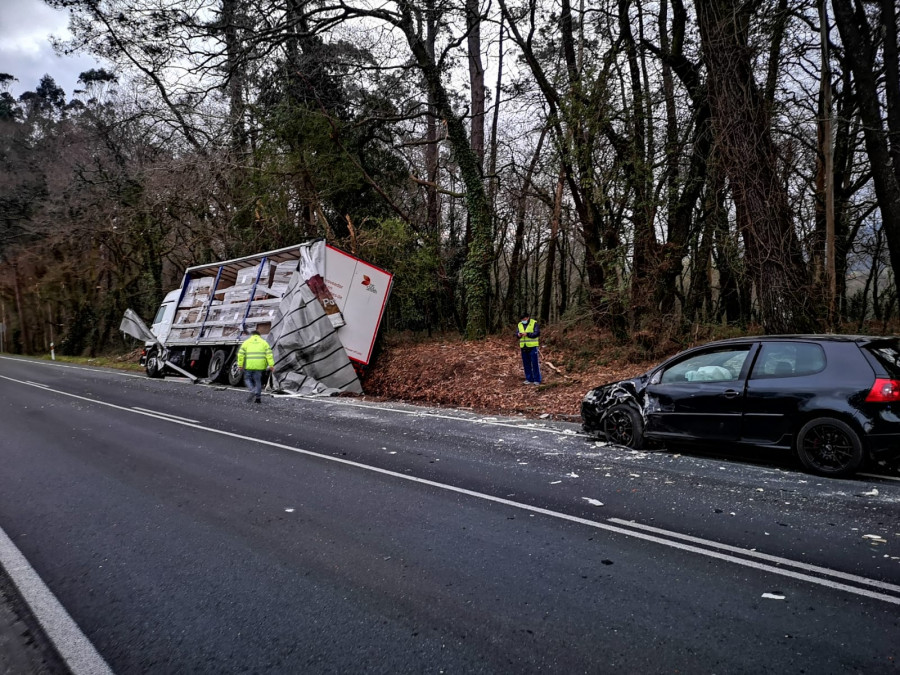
[519,312,530,322]
[251,329,261,336]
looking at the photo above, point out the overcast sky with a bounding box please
[0,0,104,99]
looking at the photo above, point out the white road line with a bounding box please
[4,374,899,607]
[0,527,114,675]
[0,355,145,379]
[277,394,581,436]
[131,407,199,423]
[5,354,581,435]
[607,518,900,594]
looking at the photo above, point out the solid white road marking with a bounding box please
[9,356,900,481]
[3,374,899,607]
[0,526,114,675]
[0,355,145,379]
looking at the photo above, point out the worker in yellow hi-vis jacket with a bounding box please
[516,312,541,385]
[237,330,274,403]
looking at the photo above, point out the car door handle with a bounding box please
[721,389,741,398]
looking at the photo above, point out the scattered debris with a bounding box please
[761,593,785,600]
[859,488,879,497]
[582,498,604,506]
[863,534,888,543]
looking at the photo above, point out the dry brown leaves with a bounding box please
[361,329,660,420]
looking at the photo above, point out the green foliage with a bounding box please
[60,302,97,356]
[351,219,448,333]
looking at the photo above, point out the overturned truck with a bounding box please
[120,239,392,395]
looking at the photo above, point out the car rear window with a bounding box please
[864,340,900,378]
[750,342,825,379]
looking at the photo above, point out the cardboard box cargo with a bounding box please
[236,262,274,286]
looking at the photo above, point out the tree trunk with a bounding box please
[12,263,29,353]
[540,168,564,324]
[466,0,486,171]
[503,126,547,323]
[695,0,815,333]
[397,0,491,338]
[832,0,900,300]
[424,0,440,236]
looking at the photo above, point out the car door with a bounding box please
[644,343,757,442]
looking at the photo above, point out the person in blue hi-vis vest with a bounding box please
[516,312,541,385]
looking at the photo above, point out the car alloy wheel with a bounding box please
[796,417,864,477]
[602,404,644,449]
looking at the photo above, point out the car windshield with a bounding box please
[864,340,900,378]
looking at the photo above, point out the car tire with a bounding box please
[145,351,164,379]
[208,349,228,383]
[795,417,865,477]
[602,404,645,449]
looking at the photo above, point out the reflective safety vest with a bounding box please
[237,334,274,370]
[518,319,539,348]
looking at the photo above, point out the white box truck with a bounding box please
[124,240,392,390]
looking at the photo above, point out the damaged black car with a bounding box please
[581,335,900,477]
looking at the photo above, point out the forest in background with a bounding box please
[1,0,899,357]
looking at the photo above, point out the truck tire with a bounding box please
[145,351,164,379]
[227,358,243,387]
[208,349,229,383]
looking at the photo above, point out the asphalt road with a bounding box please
[0,354,898,674]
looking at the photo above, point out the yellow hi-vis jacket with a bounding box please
[518,319,539,348]
[237,334,274,370]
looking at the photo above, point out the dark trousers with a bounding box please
[244,369,264,399]
[521,347,541,383]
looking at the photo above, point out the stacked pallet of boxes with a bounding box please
[166,260,298,343]
[168,278,215,341]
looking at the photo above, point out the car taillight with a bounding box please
[865,378,900,402]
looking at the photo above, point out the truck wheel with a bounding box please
[208,349,228,383]
[227,358,243,387]
[145,351,164,379]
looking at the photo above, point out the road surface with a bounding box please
[1,355,898,673]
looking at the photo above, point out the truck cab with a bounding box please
[140,290,179,378]
[150,290,179,343]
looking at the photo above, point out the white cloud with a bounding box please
[0,0,104,98]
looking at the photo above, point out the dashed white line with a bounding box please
[131,407,199,423]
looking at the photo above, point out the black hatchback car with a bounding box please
[581,335,900,476]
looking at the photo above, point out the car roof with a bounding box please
[701,334,898,347]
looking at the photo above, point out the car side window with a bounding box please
[659,348,751,384]
[750,342,826,379]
